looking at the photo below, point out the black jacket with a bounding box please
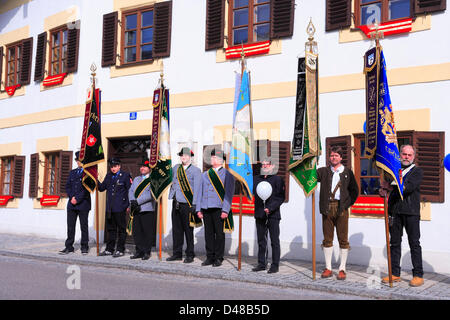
[66,168,91,211]
[317,166,359,216]
[98,170,132,213]
[388,165,423,216]
[253,175,285,220]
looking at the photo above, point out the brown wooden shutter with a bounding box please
[153,1,172,58]
[34,32,47,82]
[270,141,291,202]
[29,153,40,198]
[19,37,33,85]
[102,12,118,67]
[58,151,73,197]
[270,0,295,39]
[66,25,80,73]
[202,144,221,171]
[12,156,25,198]
[325,135,352,169]
[205,0,225,50]
[326,0,352,31]
[414,0,446,15]
[413,131,444,203]
[0,46,3,89]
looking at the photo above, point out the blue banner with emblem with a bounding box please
[228,70,254,200]
[375,50,403,198]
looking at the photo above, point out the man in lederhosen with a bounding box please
[128,158,156,260]
[59,151,91,255]
[167,147,202,263]
[317,146,359,280]
[196,149,235,267]
[98,158,132,258]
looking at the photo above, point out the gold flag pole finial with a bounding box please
[90,62,97,86]
[305,18,317,54]
[369,22,384,48]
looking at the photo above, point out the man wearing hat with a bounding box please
[128,157,156,260]
[167,147,202,263]
[59,151,91,255]
[98,157,132,257]
[196,148,235,267]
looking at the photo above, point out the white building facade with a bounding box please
[0,0,449,274]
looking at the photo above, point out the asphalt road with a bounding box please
[0,255,368,300]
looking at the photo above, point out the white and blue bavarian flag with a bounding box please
[375,50,403,197]
[228,70,254,199]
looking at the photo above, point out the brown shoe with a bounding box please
[321,269,333,278]
[381,275,401,283]
[337,270,346,280]
[409,277,424,287]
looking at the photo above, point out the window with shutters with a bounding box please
[350,130,445,203]
[0,155,25,197]
[355,0,412,26]
[43,152,60,195]
[228,0,271,46]
[49,27,68,76]
[0,157,13,195]
[121,6,154,64]
[5,43,21,87]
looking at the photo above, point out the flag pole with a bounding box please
[90,64,101,257]
[306,18,318,280]
[370,24,393,288]
[237,45,246,271]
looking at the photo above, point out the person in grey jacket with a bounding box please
[167,147,202,263]
[128,158,156,260]
[196,149,235,267]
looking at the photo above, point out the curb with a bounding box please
[0,249,442,300]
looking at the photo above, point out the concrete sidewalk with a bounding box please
[0,232,448,300]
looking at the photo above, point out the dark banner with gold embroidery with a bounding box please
[80,87,104,192]
[364,47,379,159]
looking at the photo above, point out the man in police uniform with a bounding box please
[98,158,132,257]
[167,147,202,263]
[196,149,235,267]
[59,151,91,255]
[128,158,156,260]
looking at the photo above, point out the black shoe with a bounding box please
[142,253,151,260]
[212,259,223,267]
[201,259,214,266]
[130,253,144,259]
[166,255,182,261]
[81,248,89,255]
[59,248,74,255]
[99,250,113,256]
[112,251,124,258]
[252,264,267,272]
[268,265,279,274]
[183,257,194,263]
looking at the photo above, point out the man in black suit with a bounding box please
[59,151,91,255]
[98,158,132,257]
[252,157,285,274]
[380,145,424,287]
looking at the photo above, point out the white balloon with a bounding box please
[256,181,272,201]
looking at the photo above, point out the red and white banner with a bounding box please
[351,196,384,215]
[0,195,14,206]
[40,195,60,206]
[5,84,21,96]
[226,41,270,60]
[231,196,255,215]
[358,18,412,39]
[43,73,67,87]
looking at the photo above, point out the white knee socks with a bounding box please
[339,248,349,272]
[323,246,333,270]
